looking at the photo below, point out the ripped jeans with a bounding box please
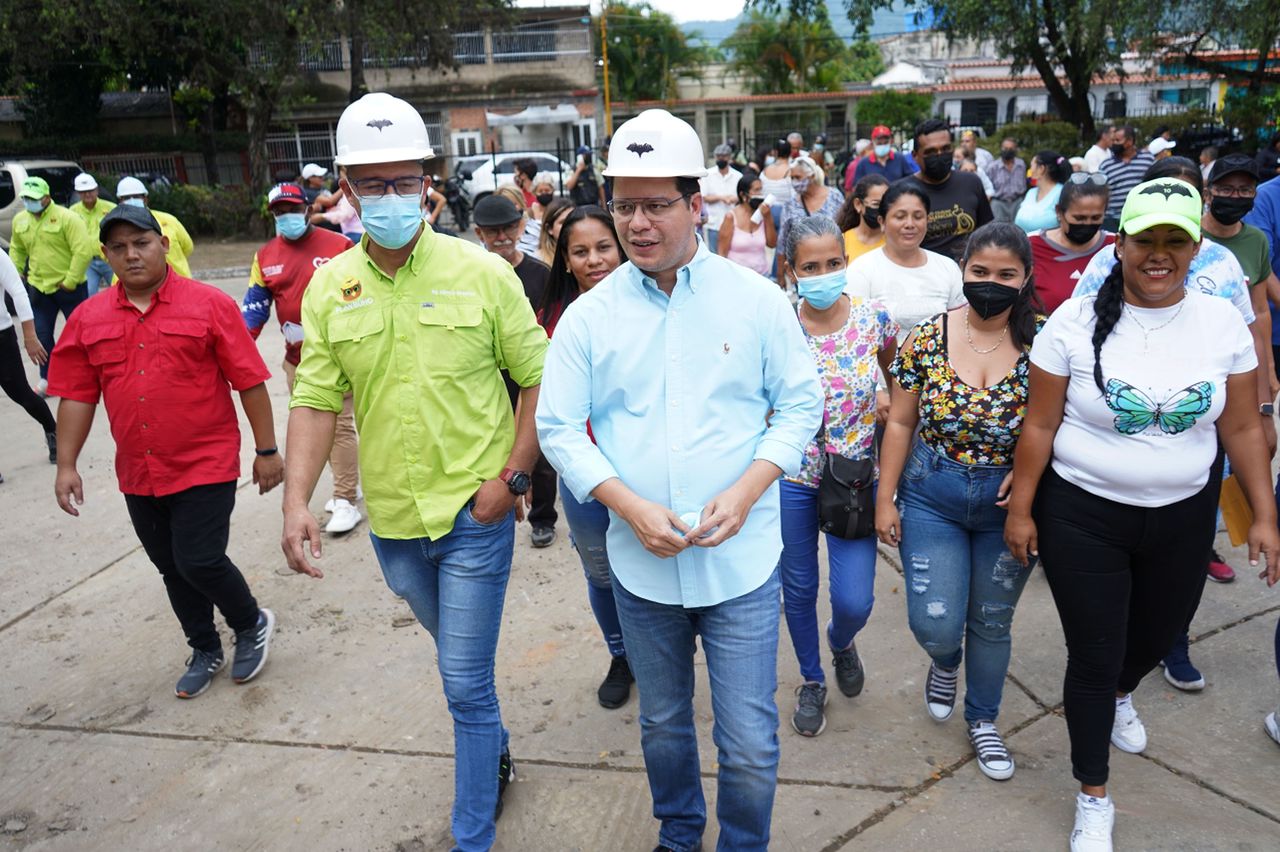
[896,439,1033,723]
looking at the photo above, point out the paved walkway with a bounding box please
[1,275,1278,850]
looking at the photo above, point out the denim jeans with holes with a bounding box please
[896,439,1033,723]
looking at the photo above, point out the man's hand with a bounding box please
[620,497,691,558]
[23,332,48,366]
[59,279,78,292]
[471,479,517,524]
[253,453,285,494]
[55,467,84,516]
[875,389,891,425]
[281,504,324,578]
[688,483,756,548]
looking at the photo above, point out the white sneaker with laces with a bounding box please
[325,498,362,534]
[1070,793,1114,852]
[1265,711,1280,746]
[325,487,362,515]
[1111,694,1147,754]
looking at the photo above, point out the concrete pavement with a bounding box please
[1,270,1278,851]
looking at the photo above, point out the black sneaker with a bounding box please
[45,431,56,464]
[598,655,635,709]
[530,526,556,548]
[231,608,275,683]
[653,844,703,852]
[831,636,865,697]
[791,681,828,737]
[495,750,515,820]
[175,648,225,699]
[925,661,958,722]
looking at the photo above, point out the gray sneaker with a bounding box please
[175,648,225,699]
[831,635,865,697]
[791,681,828,737]
[231,608,275,684]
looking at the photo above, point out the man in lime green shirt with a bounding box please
[70,173,117,296]
[280,93,546,850]
[8,176,94,389]
[115,176,195,278]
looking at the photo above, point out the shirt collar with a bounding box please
[629,237,710,296]
[112,266,178,311]
[358,222,434,282]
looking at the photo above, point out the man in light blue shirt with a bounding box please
[537,109,823,852]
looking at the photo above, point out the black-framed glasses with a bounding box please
[607,194,691,220]
[1210,185,1257,198]
[1068,172,1108,186]
[350,176,426,198]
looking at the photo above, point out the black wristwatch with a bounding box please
[255,447,279,457]
[1261,403,1275,416]
[500,467,531,496]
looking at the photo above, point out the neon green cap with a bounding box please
[20,177,50,199]
[1118,178,1202,242]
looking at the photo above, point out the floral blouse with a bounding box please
[889,313,1043,466]
[787,298,898,488]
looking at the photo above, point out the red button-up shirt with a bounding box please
[47,268,272,497]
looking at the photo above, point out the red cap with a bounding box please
[871,125,892,139]
[267,183,307,207]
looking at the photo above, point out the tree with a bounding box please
[855,90,934,132]
[750,0,1163,140]
[725,10,883,94]
[1176,1,1280,144]
[596,1,711,103]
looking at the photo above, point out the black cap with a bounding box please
[1208,153,1259,185]
[473,194,522,227]
[99,204,163,241]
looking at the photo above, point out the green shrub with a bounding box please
[146,183,264,237]
[981,121,1084,158]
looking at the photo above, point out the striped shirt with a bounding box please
[1100,151,1155,218]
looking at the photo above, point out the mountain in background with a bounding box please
[682,0,929,48]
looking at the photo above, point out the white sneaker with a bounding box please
[36,378,48,397]
[324,498,335,513]
[1111,694,1147,754]
[324,498,362,534]
[326,486,363,513]
[1265,711,1280,746]
[1070,793,1114,852]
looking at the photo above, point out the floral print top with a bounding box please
[787,298,898,488]
[889,313,1043,466]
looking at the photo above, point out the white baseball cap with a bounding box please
[74,173,98,192]
[301,163,328,179]
[1148,138,1177,155]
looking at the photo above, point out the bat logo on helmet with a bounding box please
[366,119,394,131]
[1138,182,1194,199]
[627,143,655,157]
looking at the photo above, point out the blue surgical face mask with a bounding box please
[764,155,777,166]
[122,197,147,208]
[795,269,847,310]
[874,143,891,158]
[358,193,423,250]
[22,198,44,214]
[275,212,308,240]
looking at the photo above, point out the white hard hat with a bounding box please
[74,173,98,192]
[333,92,435,168]
[300,163,327,179]
[604,109,707,179]
[116,176,148,197]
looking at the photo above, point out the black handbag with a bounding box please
[817,449,876,540]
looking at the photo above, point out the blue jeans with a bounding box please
[705,228,720,255]
[611,569,781,852]
[85,257,113,297]
[28,284,87,380]
[778,479,877,684]
[896,440,1032,723]
[369,504,514,852]
[558,477,625,656]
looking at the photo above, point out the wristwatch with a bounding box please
[1261,403,1275,416]
[499,467,531,496]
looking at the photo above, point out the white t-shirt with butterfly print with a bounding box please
[1032,290,1257,507]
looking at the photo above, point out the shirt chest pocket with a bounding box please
[416,304,489,374]
[328,309,387,383]
[82,323,127,377]
[157,318,211,376]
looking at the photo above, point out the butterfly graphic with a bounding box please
[1103,379,1214,435]
[627,142,655,157]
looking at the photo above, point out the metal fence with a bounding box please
[79,152,249,187]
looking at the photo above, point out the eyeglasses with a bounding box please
[349,176,426,198]
[607,194,691,221]
[1068,172,1108,186]
[1210,185,1256,198]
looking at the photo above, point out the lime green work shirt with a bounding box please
[70,198,117,260]
[291,227,547,540]
[8,202,94,294]
[151,209,194,278]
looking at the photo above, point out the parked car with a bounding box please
[455,152,575,206]
[0,158,84,250]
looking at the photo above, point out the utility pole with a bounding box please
[600,4,613,135]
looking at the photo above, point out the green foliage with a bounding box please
[596,1,712,103]
[147,184,263,238]
[854,90,934,133]
[725,10,883,94]
[1223,90,1280,149]
[978,121,1083,157]
[1126,108,1219,143]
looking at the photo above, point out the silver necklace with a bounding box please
[1123,300,1184,353]
[964,307,1008,355]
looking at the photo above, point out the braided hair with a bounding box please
[1090,254,1126,392]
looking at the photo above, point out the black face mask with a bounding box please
[715,159,730,170]
[1064,221,1102,245]
[1209,195,1254,226]
[535,193,554,207]
[963,281,1020,319]
[748,196,764,211]
[862,206,881,228]
[922,153,953,181]
[1110,143,1127,157]
[1001,149,1016,161]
